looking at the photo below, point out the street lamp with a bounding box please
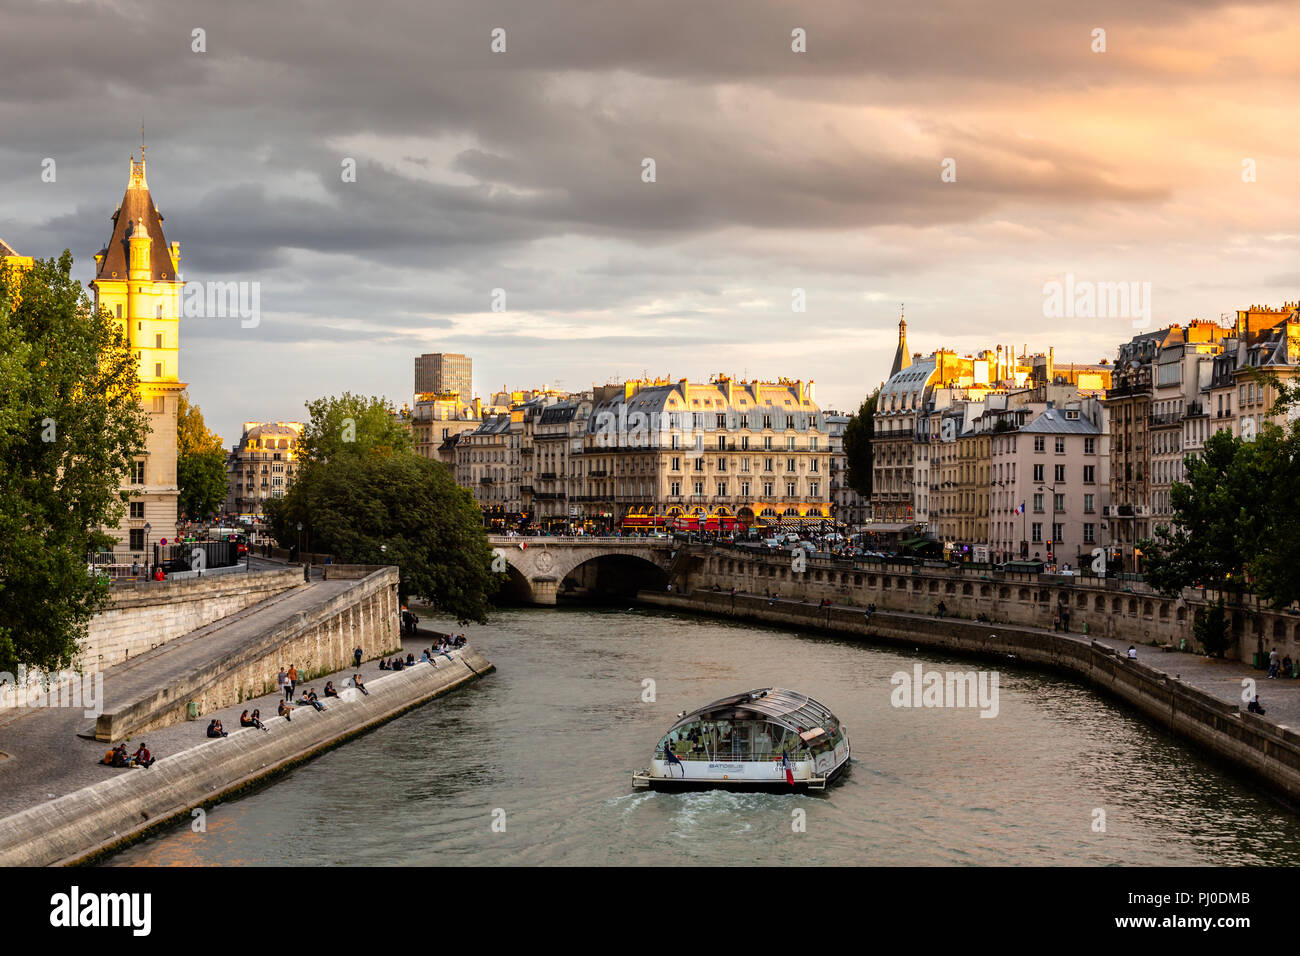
[1037,484,1062,565]
[143,522,152,578]
[296,522,303,563]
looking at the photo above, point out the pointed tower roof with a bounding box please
[0,236,19,257]
[94,149,175,282]
[890,306,912,378]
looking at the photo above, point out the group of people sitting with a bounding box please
[239,709,269,732]
[379,636,467,672]
[99,742,155,769]
[207,719,229,738]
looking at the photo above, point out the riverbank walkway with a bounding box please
[0,591,446,820]
[703,588,1300,728]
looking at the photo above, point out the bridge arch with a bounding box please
[488,538,673,605]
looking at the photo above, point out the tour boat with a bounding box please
[632,688,850,791]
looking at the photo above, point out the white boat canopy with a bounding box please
[668,688,842,737]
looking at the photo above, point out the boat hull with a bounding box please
[633,738,851,792]
[634,758,851,792]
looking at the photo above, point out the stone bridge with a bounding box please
[487,536,676,605]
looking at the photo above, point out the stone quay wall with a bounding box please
[0,569,305,714]
[683,546,1300,664]
[0,647,494,867]
[88,568,304,668]
[639,590,1300,805]
[94,568,403,741]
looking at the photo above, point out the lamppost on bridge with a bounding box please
[143,522,152,578]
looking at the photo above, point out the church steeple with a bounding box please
[890,305,912,378]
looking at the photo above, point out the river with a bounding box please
[106,605,1300,866]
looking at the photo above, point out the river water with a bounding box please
[107,606,1300,866]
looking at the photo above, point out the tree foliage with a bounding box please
[842,389,878,499]
[1140,428,1277,600]
[299,391,411,464]
[1193,599,1232,658]
[1140,409,1300,660]
[0,253,149,672]
[269,393,494,622]
[176,392,228,521]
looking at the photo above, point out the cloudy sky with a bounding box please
[3,0,1298,444]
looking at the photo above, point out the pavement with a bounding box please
[0,575,438,820]
[733,589,1300,728]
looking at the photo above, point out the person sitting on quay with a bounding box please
[405,652,415,666]
[1127,645,1138,660]
[249,708,269,731]
[132,743,155,768]
[352,673,369,696]
[239,709,256,728]
[323,681,339,698]
[378,658,390,671]
[278,699,293,721]
[391,657,404,671]
[101,744,132,768]
[1248,696,1266,715]
[301,689,325,711]
[207,719,228,738]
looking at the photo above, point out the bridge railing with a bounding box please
[486,535,670,545]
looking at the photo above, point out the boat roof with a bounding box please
[669,688,839,734]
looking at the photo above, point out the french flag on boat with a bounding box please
[665,746,685,776]
[781,751,795,786]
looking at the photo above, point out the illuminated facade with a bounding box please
[226,421,304,517]
[581,375,831,531]
[89,150,185,558]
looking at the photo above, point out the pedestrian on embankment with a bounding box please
[287,664,298,699]
[353,646,363,668]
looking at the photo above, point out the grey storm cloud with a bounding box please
[1,0,1294,442]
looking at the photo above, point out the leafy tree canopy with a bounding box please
[176,392,228,521]
[0,253,149,672]
[269,393,493,622]
[842,389,878,499]
[300,392,411,464]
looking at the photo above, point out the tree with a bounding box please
[1193,600,1232,659]
[1142,430,1264,596]
[300,392,411,463]
[842,389,878,499]
[176,392,228,521]
[1140,427,1283,655]
[0,253,149,673]
[271,393,494,621]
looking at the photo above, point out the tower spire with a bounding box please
[890,304,911,377]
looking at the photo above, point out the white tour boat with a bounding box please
[632,687,850,791]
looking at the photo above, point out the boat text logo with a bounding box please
[889,663,999,718]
